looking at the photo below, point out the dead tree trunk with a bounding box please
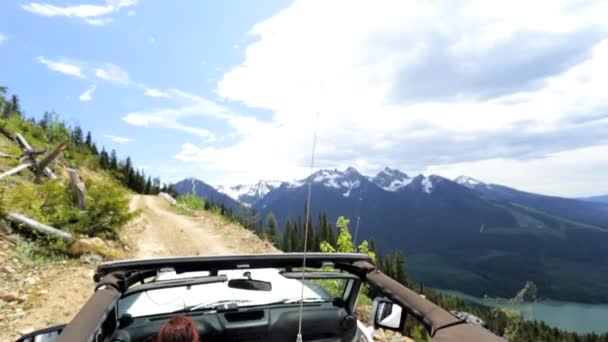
[67,168,86,210]
[5,212,73,241]
[0,162,32,179]
[15,133,33,151]
[37,142,66,181]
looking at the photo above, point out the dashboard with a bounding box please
[109,302,358,342]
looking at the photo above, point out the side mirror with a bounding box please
[17,324,65,342]
[371,297,406,332]
[228,278,272,291]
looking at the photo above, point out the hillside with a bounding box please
[0,90,282,340]
[177,168,608,303]
[580,195,608,204]
[174,178,241,210]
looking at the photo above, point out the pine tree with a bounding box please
[110,150,118,170]
[10,95,20,116]
[369,238,377,254]
[124,156,132,175]
[265,213,278,245]
[91,143,99,155]
[319,213,330,244]
[393,251,407,285]
[282,220,292,252]
[40,111,51,129]
[71,125,84,145]
[145,177,152,194]
[99,147,110,169]
[305,221,316,251]
[85,131,93,147]
[328,223,335,248]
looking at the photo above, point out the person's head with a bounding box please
[157,315,200,342]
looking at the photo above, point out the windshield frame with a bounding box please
[115,267,359,319]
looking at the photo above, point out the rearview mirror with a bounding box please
[17,324,65,342]
[228,278,272,291]
[371,297,406,332]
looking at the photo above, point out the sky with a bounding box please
[1,0,607,197]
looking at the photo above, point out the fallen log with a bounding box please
[0,162,32,179]
[5,212,73,241]
[0,152,11,158]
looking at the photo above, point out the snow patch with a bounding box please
[342,180,361,197]
[455,176,483,187]
[385,178,413,192]
[421,177,433,194]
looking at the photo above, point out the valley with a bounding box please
[437,289,608,334]
[176,167,608,304]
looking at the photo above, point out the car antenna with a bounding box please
[296,111,319,342]
[352,180,368,246]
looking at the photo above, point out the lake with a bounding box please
[437,289,608,334]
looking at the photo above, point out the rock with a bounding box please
[68,237,107,256]
[0,291,20,302]
[24,277,38,285]
[2,265,16,274]
[80,253,103,264]
[19,327,35,336]
[37,289,49,295]
[0,218,13,234]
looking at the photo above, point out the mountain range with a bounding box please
[175,167,608,303]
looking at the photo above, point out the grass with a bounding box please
[13,235,67,265]
[175,193,206,215]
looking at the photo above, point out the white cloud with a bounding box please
[36,56,85,78]
[143,87,170,98]
[94,63,131,84]
[22,0,137,25]
[193,0,608,192]
[123,112,215,140]
[0,33,7,44]
[104,134,133,143]
[79,85,96,101]
[85,17,114,25]
[127,10,136,16]
[424,144,608,197]
[123,88,264,144]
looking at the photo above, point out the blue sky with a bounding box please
[1,0,608,196]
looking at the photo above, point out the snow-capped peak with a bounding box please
[216,180,285,205]
[302,167,364,197]
[454,176,484,187]
[403,174,438,194]
[372,167,412,192]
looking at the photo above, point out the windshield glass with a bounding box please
[117,268,348,318]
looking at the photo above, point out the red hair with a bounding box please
[157,315,200,342]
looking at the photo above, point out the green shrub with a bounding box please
[2,181,81,230]
[14,234,67,264]
[78,179,136,239]
[177,193,206,211]
[1,177,136,240]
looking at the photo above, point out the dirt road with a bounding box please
[125,195,269,258]
[1,195,276,341]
